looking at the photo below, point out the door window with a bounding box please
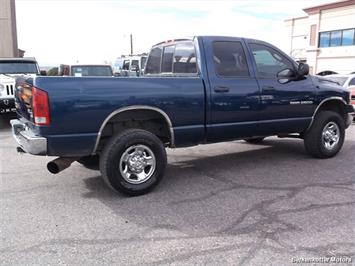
[122,60,130,70]
[130,60,139,71]
[250,43,294,78]
[212,41,249,77]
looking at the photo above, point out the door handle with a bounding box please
[214,86,230,93]
[262,86,275,93]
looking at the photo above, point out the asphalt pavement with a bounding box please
[1,115,354,265]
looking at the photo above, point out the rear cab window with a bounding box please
[71,66,113,76]
[0,60,40,75]
[145,40,198,76]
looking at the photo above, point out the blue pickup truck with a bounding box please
[11,36,354,195]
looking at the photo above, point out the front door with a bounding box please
[247,41,316,135]
[204,37,261,142]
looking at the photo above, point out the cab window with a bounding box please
[130,60,139,71]
[122,60,130,71]
[212,41,249,77]
[173,42,197,74]
[145,47,162,74]
[161,45,175,73]
[250,43,294,78]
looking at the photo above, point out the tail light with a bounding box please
[32,87,50,125]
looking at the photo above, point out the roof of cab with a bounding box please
[151,36,268,48]
[0,57,37,62]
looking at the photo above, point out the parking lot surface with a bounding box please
[1,115,354,265]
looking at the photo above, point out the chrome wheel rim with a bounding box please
[322,122,340,150]
[119,144,156,184]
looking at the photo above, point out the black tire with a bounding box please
[304,110,345,158]
[77,155,100,170]
[100,129,167,196]
[244,137,265,144]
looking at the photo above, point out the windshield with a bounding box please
[324,76,348,86]
[71,66,113,76]
[0,61,39,74]
[71,66,113,77]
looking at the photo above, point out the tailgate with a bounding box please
[15,76,34,122]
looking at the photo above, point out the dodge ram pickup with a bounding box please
[11,36,354,195]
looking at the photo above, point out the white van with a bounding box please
[113,55,147,77]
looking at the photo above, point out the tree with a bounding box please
[47,67,58,76]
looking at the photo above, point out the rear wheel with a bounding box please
[100,129,167,196]
[244,137,265,144]
[304,111,345,158]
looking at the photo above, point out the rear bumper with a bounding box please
[0,98,16,113]
[10,119,47,155]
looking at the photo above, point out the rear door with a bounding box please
[204,37,260,141]
[247,41,316,135]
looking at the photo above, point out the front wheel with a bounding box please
[304,111,345,158]
[100,129,167,196]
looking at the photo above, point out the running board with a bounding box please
[277,134,303,139]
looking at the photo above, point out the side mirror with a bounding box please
[277,68,295,84]
[297,63,309,77]
[40,70,47,76]
[277,68,294,78]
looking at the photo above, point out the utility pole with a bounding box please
[130,34,133,55]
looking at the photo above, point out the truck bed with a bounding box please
[16,76,206,155]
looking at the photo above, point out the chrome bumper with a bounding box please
[10,119,47,155]
[346,114,353,127]
[346,104,355,127]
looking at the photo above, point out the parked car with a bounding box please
[58,64,113,77]
[113,55,147,77]
[322,74,355,88]
[0,57,42,114]
[316,70,338,76]
[349,86,355,109]
[323,74,355,121]
[11,36,354,195]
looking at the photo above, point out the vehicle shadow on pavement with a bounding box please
[83,138,354,218]
[80,138,355,263]
[80,137,355,263]
[0,114,16,130]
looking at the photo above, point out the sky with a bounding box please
[15,0,336,66]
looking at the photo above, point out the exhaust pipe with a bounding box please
[47,157,79,174]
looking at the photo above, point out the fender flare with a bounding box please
[306,97,347,131]
[92,105,175,154]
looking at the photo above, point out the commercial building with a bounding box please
[285,0,355,75]
[0,0,19,57]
